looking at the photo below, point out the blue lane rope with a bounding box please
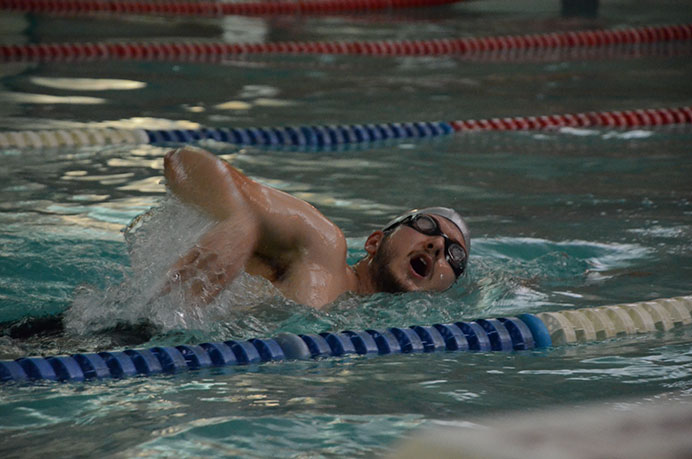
[0,121,455,150]
[0,315,548,383]
[2,295,691,383]
[5,296,692,382]
[142,122,454,147]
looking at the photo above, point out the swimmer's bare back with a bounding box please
[161,147,357,308]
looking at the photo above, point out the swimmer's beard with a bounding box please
[369,236,408,294]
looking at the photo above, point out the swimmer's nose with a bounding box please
[425,236,444,259]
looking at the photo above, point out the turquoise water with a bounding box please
[2,1,692,457]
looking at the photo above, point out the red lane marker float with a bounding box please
[0,0,462,16]
[449,107,692,132]
[1,23,690,63]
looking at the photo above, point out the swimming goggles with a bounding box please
[384,214,468,277]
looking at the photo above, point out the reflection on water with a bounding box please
[29,77,147,91]
[0,92,106,105]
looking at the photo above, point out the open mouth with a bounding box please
[410,255,430,278]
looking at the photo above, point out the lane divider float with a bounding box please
[1,295,690,383]
[0,0,463,16]
[536,296,692,345]
[1,24,690,63]
[0,106,690,150]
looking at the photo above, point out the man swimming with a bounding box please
[162,146,470,309]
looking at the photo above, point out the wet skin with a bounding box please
[162,146,464,308]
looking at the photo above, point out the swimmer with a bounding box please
[162,146,470,308]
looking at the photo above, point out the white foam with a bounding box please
[64,197,284,336]
[603,129,654,140]
[559,127,600,136]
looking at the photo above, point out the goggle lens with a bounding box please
[407,215,467,277]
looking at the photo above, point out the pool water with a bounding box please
[1,0,692,457]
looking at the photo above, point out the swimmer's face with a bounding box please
[370,215,465,293]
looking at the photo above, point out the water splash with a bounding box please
[63,197,286,339]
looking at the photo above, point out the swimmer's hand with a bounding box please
[159,217,258,305]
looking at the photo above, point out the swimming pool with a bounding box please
[1,0,692,456]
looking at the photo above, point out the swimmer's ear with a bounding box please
[364,230,384,256]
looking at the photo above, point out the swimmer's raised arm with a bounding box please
[163,146,342,255]
[161,147,351,307]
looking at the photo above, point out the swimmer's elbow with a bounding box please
[163,148,189,190]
